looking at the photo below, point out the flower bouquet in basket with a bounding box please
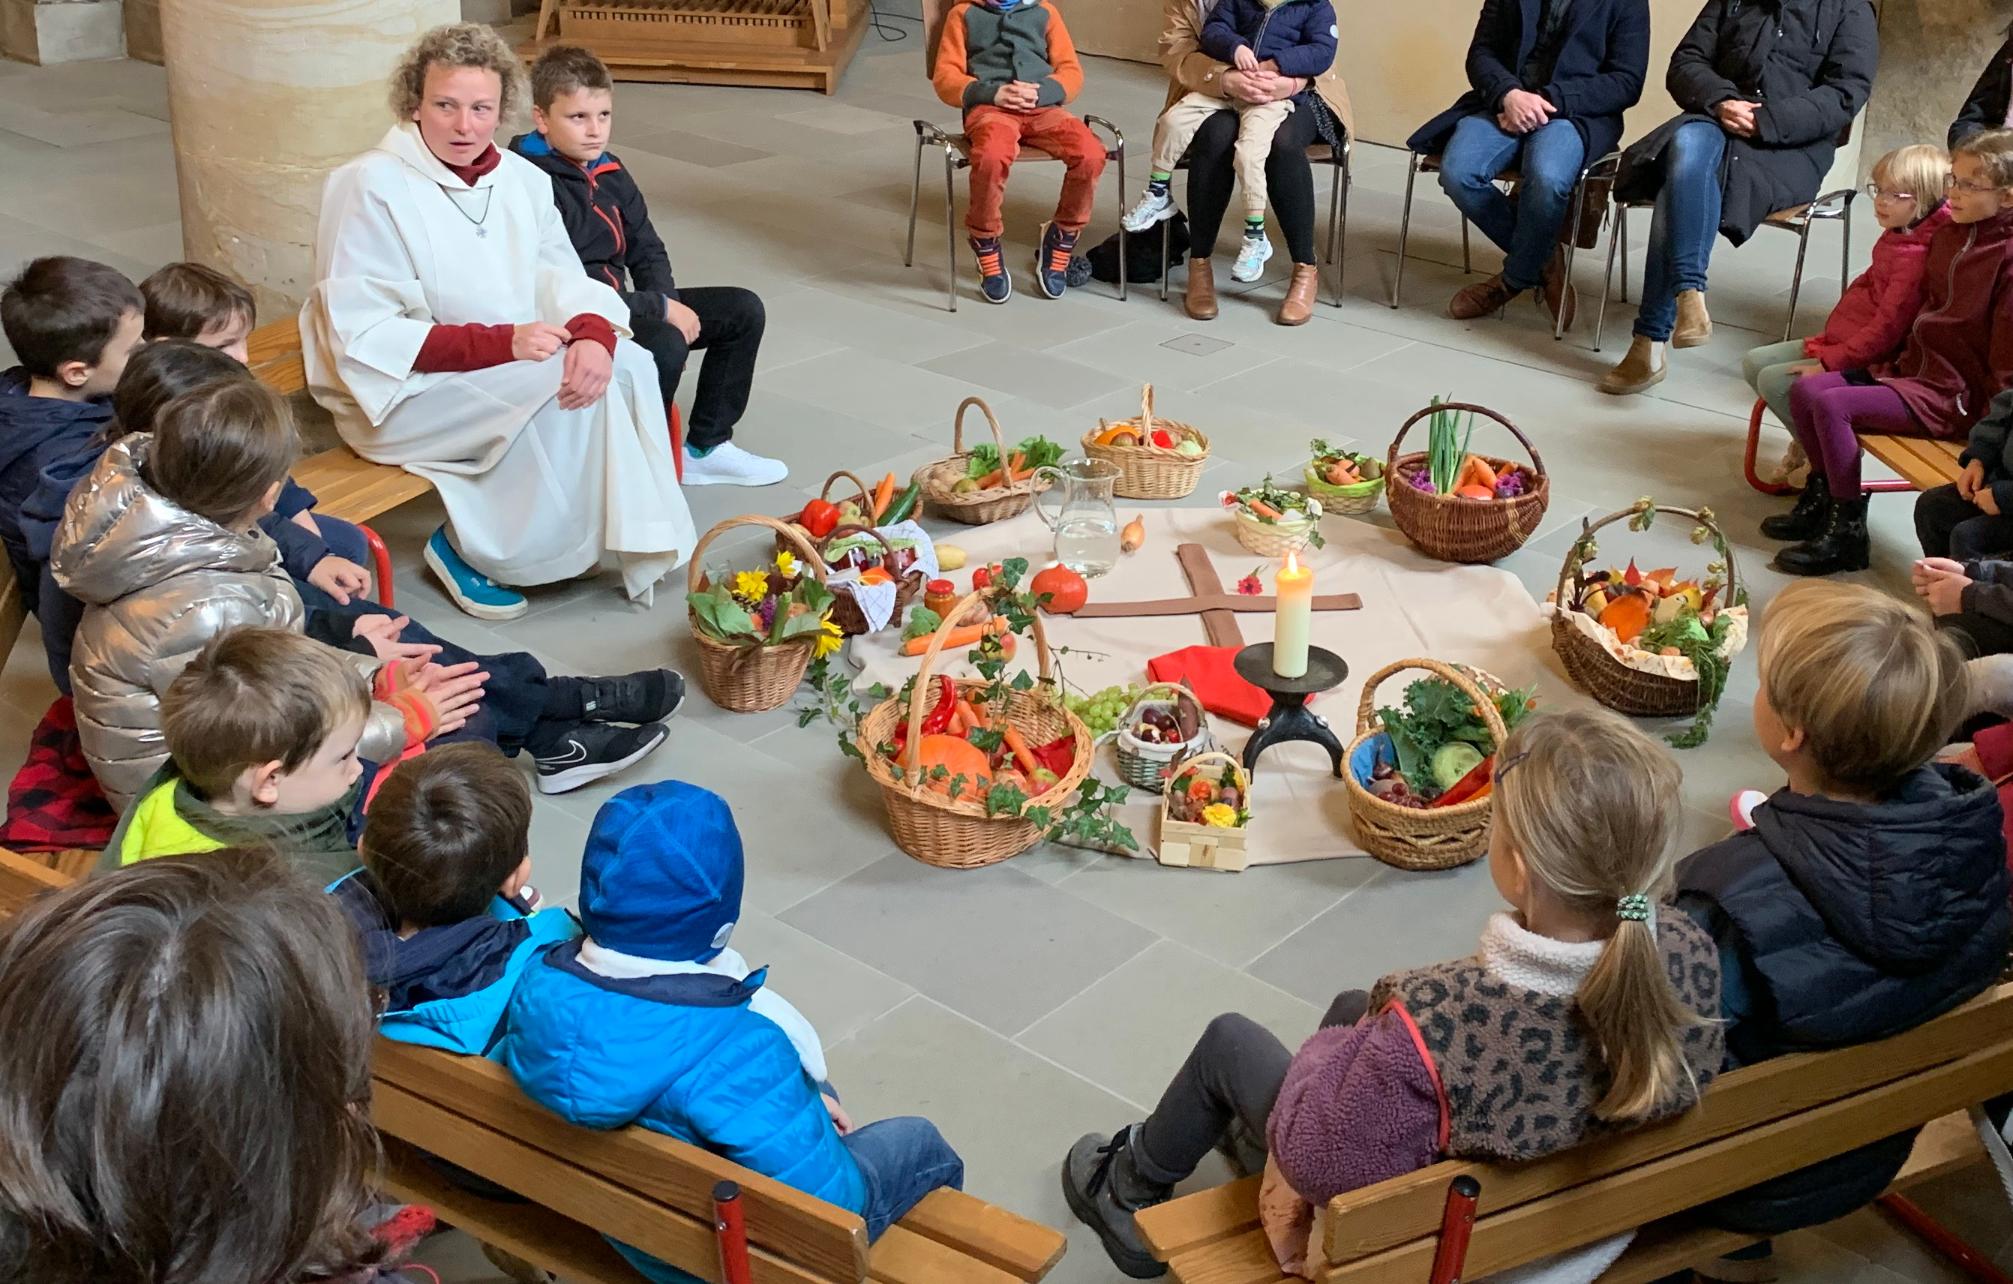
[1159,753,1252,872]
[686,516,840,713]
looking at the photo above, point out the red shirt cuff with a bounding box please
[413,322,516,373]
[1976,722,2013,780]
[566,313,617,357]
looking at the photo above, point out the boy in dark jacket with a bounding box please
[1678,581,2010,1256]
[509,45,783,490]
[1918,383,2013,563]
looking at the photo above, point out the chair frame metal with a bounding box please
[1153,139,1352,309]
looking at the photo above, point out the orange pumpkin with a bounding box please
[1030,564,1089,614]
[914,733,992,797]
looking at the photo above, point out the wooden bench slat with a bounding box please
[895,1188,1067,1280]
[1162,1228,1290,1284]
[1137,1175,1262,1258]
[1861,434,1964,490]
[867,1222,1024,1284]
[292,448,435,526]
[0,847,68,915]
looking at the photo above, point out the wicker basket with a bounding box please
[1304,454,1386,515]
[1385,402,1550,564]
[820,524,924,637]
[1158,751,1251,873]
[687,515,829,713]
[1114,683,1211,792]
[859,592,1094,869]
[1551,505,1744,718]
[1344,659,1507,871]
[778,470,875,555]
[914,397,1050,526]
[1232,506,1320,557]
[1083,385,1211,500]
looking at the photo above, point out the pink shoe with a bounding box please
[1729,789,1768,832]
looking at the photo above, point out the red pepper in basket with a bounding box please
[1429,756,1494,809]
[1031,733,1077,780]
[891,677,959,755]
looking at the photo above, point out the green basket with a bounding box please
[1304,454,1386,515]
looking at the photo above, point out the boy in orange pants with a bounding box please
[933,0,1103,303]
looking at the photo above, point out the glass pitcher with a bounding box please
[1032,458,1122,578]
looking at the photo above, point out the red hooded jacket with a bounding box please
[1874,206,2013,438]
[1804,204,1951,373]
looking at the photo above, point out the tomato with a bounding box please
[971,565,993,590]
[800,498,840,538]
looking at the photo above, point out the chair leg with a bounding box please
[942,148,959,314]
[1744,397,1795,496]
[361,524,395,609]
[1460,217,1472,274]
[1784,221,1812,342]
[1160,216,1173,303]
[905,134,925,268]
[1842,202,1852,295]
[1116,143,1128,302]
[1329,155,1348,307]
[1618,206,1630,303]
[1556,178,1587,344]
[1392,152,1421,308]
[1595,202,1621,353]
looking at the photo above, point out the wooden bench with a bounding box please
[0,849,1069,1284]
[1137,981,2013,1284]
[1743,397,1965,496]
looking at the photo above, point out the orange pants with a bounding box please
[963,105,1106,241]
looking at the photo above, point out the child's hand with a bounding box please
[352,613,441,664]
[1233,45,1259,72]
[512,322,570,362]
[1916,564,1973,617]
[308,554,372,606]
[401,659,488,737]
[1960,458,1987,500]
[821,1093,854,1135]
[664,297,702,343]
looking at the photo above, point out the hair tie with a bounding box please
[1616,893,1652,923]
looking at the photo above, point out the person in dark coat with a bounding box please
[1410,0,1650,331]
[1677,581,2010,1263]
[1599,0,1878,397]
[1951,26,2013,149]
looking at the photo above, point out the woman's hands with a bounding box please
[1223,62,1306,104]
[1715,99,1760,138]
[559,339,613,410]
[513,322,570,362]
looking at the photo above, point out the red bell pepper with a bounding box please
[1429,756,1494,809]
[1031,733,1076,780]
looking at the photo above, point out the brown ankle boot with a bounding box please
[1672,289,1712,348]
[1447,273,1520,320]
[1184,257,1218,320]
[1598,336,1666,395]
[1276,264,1320,326]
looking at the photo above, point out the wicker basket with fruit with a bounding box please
[1114,683,1211,792]
[1159,752,1251,872]
[1304,440,1386,514]
[1083,385,1211,500]
[914,398,1057,526]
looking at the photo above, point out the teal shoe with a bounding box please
[424,525,527,621]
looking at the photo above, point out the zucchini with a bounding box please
[881,480,923,525]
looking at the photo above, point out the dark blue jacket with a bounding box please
[0,369,111,617]
[1199,0,1338,80]
[1408,0,1649,165]
[1677,763,2010,1233]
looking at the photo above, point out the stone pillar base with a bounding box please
[0,0,125,65]
[124,0,158,63]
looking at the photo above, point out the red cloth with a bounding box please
[961,105,1105,241]
[1804,205,1949,373]
[565,312,617,356]
[1873,207,2013,437]
[1972,721,2013,889]
[1147,645,1269,727]
[0,697,115,852]
[413,322,515,373]
[442,144,501,186]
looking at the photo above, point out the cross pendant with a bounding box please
[476,227,488,239]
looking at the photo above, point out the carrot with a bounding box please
[1001,725,1041,778]
[870,472,898,521]
[899,616,1007,656]
[975,455,1029,490]
[956,698,986,732]
[1248,498,1283,520]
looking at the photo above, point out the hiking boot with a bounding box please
[1038,222,1078,299]
[1540,246,1578,331]
[532,721,671,795]
[564,669,686,724]
[425,525,527,621]
[971,236,1011,304]
[1184,257,1218,321]
[1062,1127,1173,1279]
[1215,1116,1267,1178]
[1759,473,1831,541]
[1447,274,1520,320]
[1123,187,1177,232]
[1673,288,1713,347]
[1231,231,1274,283]
[1599,336,1666,396]
[1773,496,1870,576]
[1276,263,1319,326]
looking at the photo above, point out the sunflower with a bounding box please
[774,549,800,579]
[812,616,844,659]
[732,570,771,604]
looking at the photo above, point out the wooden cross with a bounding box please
[1072,543,1361,648]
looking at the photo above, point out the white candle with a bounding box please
[1273,550,1313,679]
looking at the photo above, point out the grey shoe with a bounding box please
[1061,1126,1173,1279]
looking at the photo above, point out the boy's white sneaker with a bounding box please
[1231,233,1273,283]
[682,441,789,487]
[1122,189,1176,233]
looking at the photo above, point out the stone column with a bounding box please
[1861,0,2007,172]
[160,0,458,318]
[1,0,125,64]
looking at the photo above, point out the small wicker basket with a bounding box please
[1552,504,1745,718]
[1114,683,1211,792]
[778,470,875,556]
[1385,402,1550,564]
[687,515,828,713]
[1232,505,1320,557]
[1304,453,1385,516]
[914,397,1050,526]
[1084,385,1210,500]
[859,592,1094,869]
[1344,659,1507,871]
[820,524,924,637]
[1158,751,1251,873]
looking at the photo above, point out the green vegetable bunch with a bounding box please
[967,436,1064,481]
[1377,676,1534,800]
[1425,395,1475,497]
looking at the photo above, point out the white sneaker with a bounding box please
[1231,232,1273,283]
[1122,188,1176,233]
[681,441,789,487]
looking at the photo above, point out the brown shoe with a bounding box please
[1184,257,1218,321]
[1672,288,1712,348]
[1447,274,1520,320]
[1276,264,1320,326]
[1598,336,1666,396]
[1539,247,1577,332]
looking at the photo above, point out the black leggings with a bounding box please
[1185,105,1319,266]
[627,286,765,453]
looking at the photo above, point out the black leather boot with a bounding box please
[1759,473,1830,541]
[1774,496,1870,576]
[1062,1126,1173,1278]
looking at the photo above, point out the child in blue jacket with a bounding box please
[501,781,964,1283]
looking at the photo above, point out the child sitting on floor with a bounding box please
[1767,129,2013,577]
[1121,0,1336,284]
[1063,709,1724,1282]
[332,742,578,1056]
[502,781,964,1281]
[1745,144,1949,488]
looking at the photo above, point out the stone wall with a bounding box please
[1860,0,2010,170]
[1,0,123,64]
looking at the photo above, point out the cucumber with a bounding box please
[1430,742,1485,792]
[881,480,923,526]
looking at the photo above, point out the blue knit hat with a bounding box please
[578,781,744,962]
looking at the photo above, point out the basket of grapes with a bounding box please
[1160,753,1252,872]
[1065,683,1150,741]
[1113,683,1210,792]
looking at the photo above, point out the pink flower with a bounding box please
[1236,566,1264,596]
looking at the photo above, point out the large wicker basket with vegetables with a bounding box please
[1386,400,1549,563]
[1083,384,1211,500]
[1551,500,1749,747]
[914,397,1057,526]
[686,515,836,713]
[1345,659,1533,871]
[820,524,926,638]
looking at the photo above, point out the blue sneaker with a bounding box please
[424,525,528,621]
[1038,222,1079,299]
[971,236,1012,304]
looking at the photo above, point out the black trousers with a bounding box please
[1915,483,2013,561]
[1185,106,1319,267]
[627,286,765,453]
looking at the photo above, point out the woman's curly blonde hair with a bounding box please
[388,23,528,124]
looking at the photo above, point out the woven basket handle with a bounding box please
[1353,658,1509,750]
[1124,681,1206,736]
[900,590,1056,784]
[688,513,829,593]
[1161,748,1245,806]
[1139,384,1156,437]
[1387,401,1545,480]
[952,396,1009,460]
[820,523,899,574]
[1551,504,1739,612]
[817,470,876,511]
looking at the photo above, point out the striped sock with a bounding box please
[1243,217,1266,239]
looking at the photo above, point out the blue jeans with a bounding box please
[843,1116,965,1240]
[1635,121,1726,341]
[1439,114,1588,292]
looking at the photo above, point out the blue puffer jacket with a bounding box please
[1198,0,1337,80]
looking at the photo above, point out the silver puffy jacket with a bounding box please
[52,436,407,809]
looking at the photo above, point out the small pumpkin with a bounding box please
[1030,564,1089,614]
[914,733,992,798]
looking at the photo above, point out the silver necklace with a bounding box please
[446,186,496,238]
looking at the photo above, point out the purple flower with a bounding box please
[1406,467,1435,493]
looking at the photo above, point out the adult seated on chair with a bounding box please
[303,22,696,622]
[1950,22,2013,150]
[1411,0,1649,331]
[1156,0,1353,325]
[1600,0,1877,396]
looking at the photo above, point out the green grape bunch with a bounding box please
[1066,684,1149,737]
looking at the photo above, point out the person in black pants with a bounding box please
[1185,109,1322,316]
[1918,386,2013,563]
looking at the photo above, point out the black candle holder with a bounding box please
[1235,643,1349,777]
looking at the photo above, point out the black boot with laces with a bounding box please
[1759,473,1831,542]
[1061,1125,1174,1278]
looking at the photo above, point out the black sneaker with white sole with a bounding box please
[565,668,686,724]
[532,721,671,795]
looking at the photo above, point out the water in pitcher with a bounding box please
[1056,517,1120,578]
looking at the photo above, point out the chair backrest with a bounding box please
[921,0,954,80]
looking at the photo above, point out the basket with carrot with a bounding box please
[1221,478,1324,557]
[1386,399,1550,563]
[914,397,1058,526]
[1082,384,1211,500]
[1303,439,1385,515]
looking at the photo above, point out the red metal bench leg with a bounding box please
[1745,399,1795,497]
[670,403,686,484]
[1878,1194,2013,1284]
[1428,1175,1481,1284]
[360,523,395,610]
[714,1180,752,1284]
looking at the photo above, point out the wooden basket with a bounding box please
[859,592,1093,869]
[1158,751,1251,873]
[1385,402,1550,563]
[820,524,924,637]
[687,515,828,713]
[1114,683,1210,792]
[1344,659,1506,871]
[1232,506,1319,557]
[1551,505,1743,718]
[914,398,1049,526]
[778,470,874,555]
[1084,385,1210,500]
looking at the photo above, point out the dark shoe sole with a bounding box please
[1771,547,1870,576]
[1758,517,1824,542]
[535,722,671,795]
[1060,1153,1167,1280]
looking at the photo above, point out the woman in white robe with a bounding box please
[301,22,694,620]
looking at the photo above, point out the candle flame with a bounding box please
[1283,549,1301,574]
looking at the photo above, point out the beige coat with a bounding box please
[1159,0,1353,139]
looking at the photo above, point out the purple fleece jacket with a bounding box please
[1266,1008,1442,1205]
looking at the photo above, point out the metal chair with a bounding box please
[902,0,1124,312]
[1155,138,1352,308]
[1390,148,1621,343]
